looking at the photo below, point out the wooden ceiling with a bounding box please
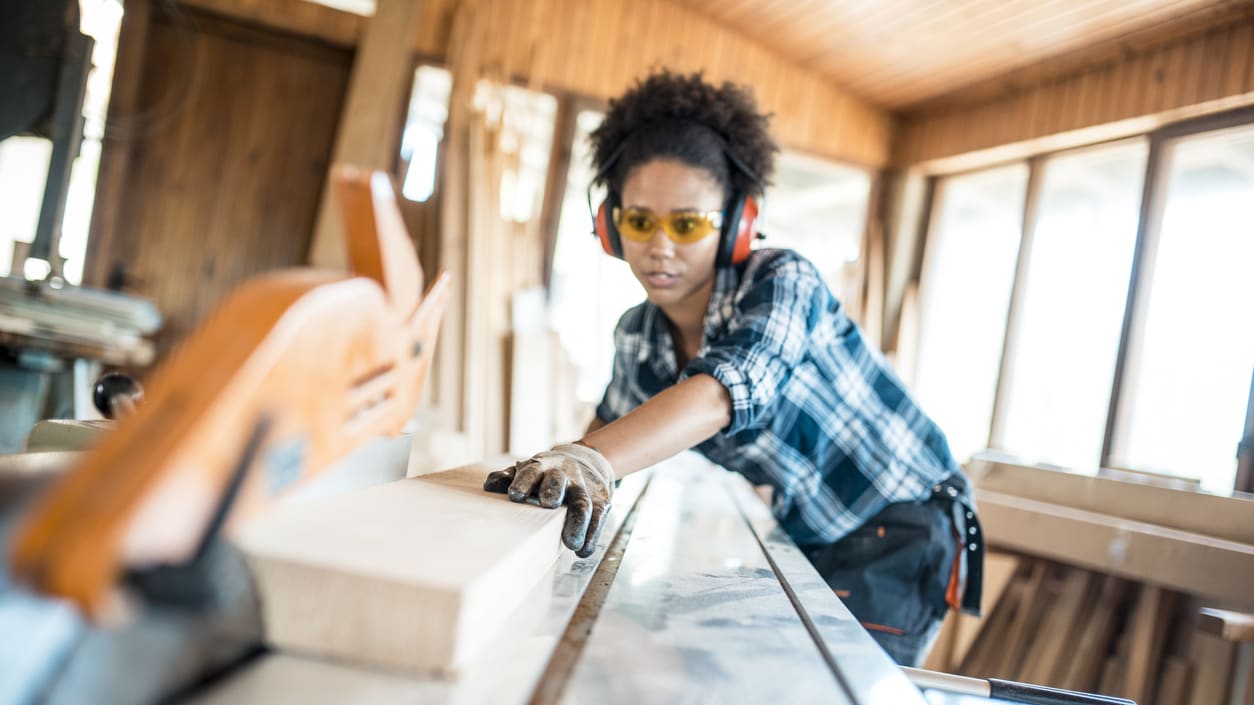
[666,0,1241,109]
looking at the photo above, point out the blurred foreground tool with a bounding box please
[1,166,450,705]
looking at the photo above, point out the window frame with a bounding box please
[915,105,1254,493]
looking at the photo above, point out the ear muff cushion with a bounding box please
[730,195,759,266]
[718,192,747,267]
[595,197,623,258]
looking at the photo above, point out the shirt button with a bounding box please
[969,543,977,551]
[947,487,958,497]
[966,512,974,520]
[968,526,977,535]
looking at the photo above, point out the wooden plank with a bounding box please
[1189,630,1236,705]
[1199,608,1254,643]
[976,489,1254,607]
[996,560,1050,680]
[1125,586,1175,704]
[1062,576,1128,692]
[1155,656,1193,705]
[1023,568,1092,686]
[971,459,1254,545]
[237,464,566,675]
[308,0,425,269]
[1099,653,1127,697]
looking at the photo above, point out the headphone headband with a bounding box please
[587,120,766,267]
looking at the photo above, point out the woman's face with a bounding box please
[619,159,725,314]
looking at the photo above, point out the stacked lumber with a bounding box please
[924,457,1254,705]
[928,558,1251,705]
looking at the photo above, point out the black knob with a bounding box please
[93,372,144,419]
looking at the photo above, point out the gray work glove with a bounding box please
[483,443,614,558]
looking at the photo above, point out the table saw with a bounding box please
[2,446,1007,705]
[0,167,1112,705]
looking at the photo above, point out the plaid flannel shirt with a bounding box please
[596,248,970,546]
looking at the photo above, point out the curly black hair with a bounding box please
[589,70,777,201]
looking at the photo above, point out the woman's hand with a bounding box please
[483,444,614,558]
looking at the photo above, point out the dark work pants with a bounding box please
[801,494,958,666]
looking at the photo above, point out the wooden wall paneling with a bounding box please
[1224,22,1252,97]
[897,14,1254,168]
[97,8,351,354]
[1094,62,1121,127]
[308,0,425,269]
[1197,28,1225,106]
[84,0,152,291]
[1154,41,1189,115]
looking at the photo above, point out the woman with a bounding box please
[484,70,982,666]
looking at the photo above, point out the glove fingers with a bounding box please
[575,502,612,558]
[509,460,543,502]
[561,484,592,552]
[483,466,516,494]
[537,470,568,509]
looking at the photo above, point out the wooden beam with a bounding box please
[307,0,424,269]
[970,458,1254,545]
[976,488,1254,607]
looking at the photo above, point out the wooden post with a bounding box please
[84,0,153,289]
[307,0,425,269]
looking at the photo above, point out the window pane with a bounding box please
[998,141,1147,470]
[766,151,872,303]
[914,164,1028,463]
[1113,125,1254,492]
[400,66,451,202]
[548,110,644,405]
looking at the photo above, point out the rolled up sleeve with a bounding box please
[680,259,824,434]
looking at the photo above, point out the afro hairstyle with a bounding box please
[589,70,778,203]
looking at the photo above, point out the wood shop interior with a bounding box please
[1,1,1253,704]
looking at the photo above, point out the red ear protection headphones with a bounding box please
[586,131,766,267]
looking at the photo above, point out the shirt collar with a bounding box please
[639,263,744,378]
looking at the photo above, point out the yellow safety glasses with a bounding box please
[614,207,724,245]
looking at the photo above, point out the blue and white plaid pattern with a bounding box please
[596,248,968,546]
